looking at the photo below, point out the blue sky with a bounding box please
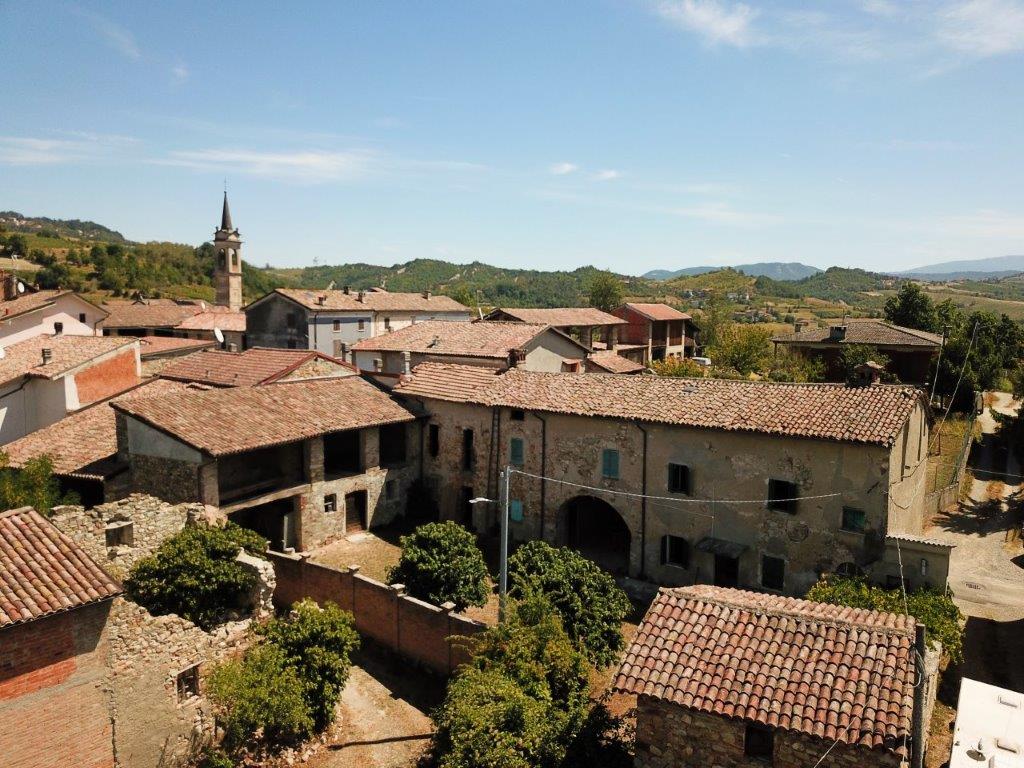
[1,1,1023,274]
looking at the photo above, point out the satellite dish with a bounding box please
[213,327,225,344]
[17,281,25,294]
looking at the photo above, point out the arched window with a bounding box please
[660,535,690,568]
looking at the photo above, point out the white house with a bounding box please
[0,274,107,345]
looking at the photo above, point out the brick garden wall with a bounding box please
[268,551,485,675]
[0,603,115,768]
[634,696,903,768]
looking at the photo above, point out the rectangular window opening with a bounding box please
[176,664,201,703]
[660,535,690,568]
[510,409,525,421]
[428,424,440,458]
[761,555,785,591]
[510,499,524,523]
[462,429,474,471]
[602,448,620,480]
[744,723,774,762]
[668,463,691,495]
[841,507,866,532]
[510,437,525,467]
[105,521,134,548]
[767,479,799,514]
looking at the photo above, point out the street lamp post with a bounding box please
[469,466,511,623]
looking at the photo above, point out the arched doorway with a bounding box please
[558,495,631,575]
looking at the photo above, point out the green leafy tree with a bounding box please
[650,357,706,378]
[840,344,892,384]
[255,600,359,730]
[806,575,964,662]
[508,541,630,667]
[446,284,476,308]
[0,452,77,514]
[765,349,824,383]
[707,323,772,376]
[587,272,623,313]
[694,292,731,350]
[125,523,267,629]
[206,643,314,753]
[4,234,28,258]
[387,521,490,611]
[884,283,938,332]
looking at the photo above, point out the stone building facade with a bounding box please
[396,363,939,594]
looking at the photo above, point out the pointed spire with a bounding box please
[220,190,233,232]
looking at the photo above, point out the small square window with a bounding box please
[761,555,785,591]
[324,494,337,513]
[105,521,134,548]
[286,312,296,329]
[510,409,525,421]
[176,664,200,703]
[668,463,691,495]
[744,723,774,762]
[509,499,524,523]
[510,437,525,467]
[767,479,799,514]
[602,449,620,479]
[333,319,341,331]
[384,317,391,330]
[78,312,87,323]
[53,321,63,334]
[660,535,690,568]
[429,424,440,458]
[841,507,866,532]
[358,319,365,331]
[386,480,397,500]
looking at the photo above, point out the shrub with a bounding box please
[840,344,893,383]
[0,451,78,514]
[806,576,964,662]
[650,357,706,378]
[255,600,359,730]
[125,523,266,629]
[508,541,631,667]
[387,521,489,611]
[206,644,313,754]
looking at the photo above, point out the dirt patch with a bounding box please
[925,700,956,768]
[310,531,405,583]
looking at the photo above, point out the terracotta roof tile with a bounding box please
[175,310,247,332]
[351,321,562,359]
[113,377,416,456]
[587,350,646,374]
[622,302,691,321]
[138,336,218,358]
[613,586,916,756]
[487,307,627,327]
[158,348,348,387]
[395,363,924,447]
[0,334,137,386]
[772,320,943,347]
[0,506,122,628]
[99,300,203,329]
[4,379,202,479]
[0,289,70,321]
[394,362,503,402]
[273,288,470,313]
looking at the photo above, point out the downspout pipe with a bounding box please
[635,421,649,580]
[911,623,927,768]
[533,412,548,540]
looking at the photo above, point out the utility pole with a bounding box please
[498,466,511,623]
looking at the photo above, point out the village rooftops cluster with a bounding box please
[268,287,470,312]
[772,319,943,347]
[0,506,122,628]
[351,320,584,358]
[112,376,415,456]
[158,347,353,388]
[396,362,925,446]
[0,334,137,386]
[614,585,916,755]
[483,306,627,327]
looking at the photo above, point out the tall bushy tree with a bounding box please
[884,282,938,332]
[0,452,77,514]
[707,323,772,376]
[840,344,892,383]
[508,541,631,667]
[587,272,623,313]
[387,521,489,611]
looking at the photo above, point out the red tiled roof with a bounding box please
[396,364,923,447]
[622,303,691,321]
[351,321,566,359]
[772,320,943,348]
[271,288,471,313]
[0,289,75,321]
[4,379,201,479]
[614,586,916,756]
[113,377,416,456]
[394,362,503,402]
[175,310,247,332]
[587,350,646,374]
[99,300,203,329]
[158,347,350,387]
[138,336,218,358]
[0,334,137,386]
[486,307,627,327]
[0,506,122,628]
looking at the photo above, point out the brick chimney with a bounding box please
[343,286,350,295]
[41,347,53,366]
[422,290,431,300]
[357,290,365,303]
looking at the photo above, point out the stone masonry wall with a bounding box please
[128,454,202,504]
[634,696,903,768]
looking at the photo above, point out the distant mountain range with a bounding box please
[892,255,1024,281]
[643,262,822,281]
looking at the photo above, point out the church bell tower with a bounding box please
[213,191,243,311]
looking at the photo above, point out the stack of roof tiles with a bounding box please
[614,585,916,756]
[396,363,924,446]
[0,506,121,628]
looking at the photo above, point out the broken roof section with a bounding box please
[113,377,416,456]
[158,347,354,388]
[395,362,925,447]
[0,506,122,628]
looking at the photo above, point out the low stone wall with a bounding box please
[268,551,486,675]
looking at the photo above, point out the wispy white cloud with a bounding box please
[656,0,760,47]
[155,148,380,183]
[674,201,780,226]
[171,64,189,82]
[72,7,141,60]
[0,133,139,165]
[593,169,622,181]
[549,161,578,175]
[936,0,1024,56]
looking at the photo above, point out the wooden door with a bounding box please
[345,490,367,533]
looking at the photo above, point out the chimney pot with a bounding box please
[402,350,411,376]
[422,290,431,300]
[41,347,52,366]
[829,325,847,341]
[317,295,326,306]
[358,290,365,303]
[343,286,350,295]
[227,342,238,352]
